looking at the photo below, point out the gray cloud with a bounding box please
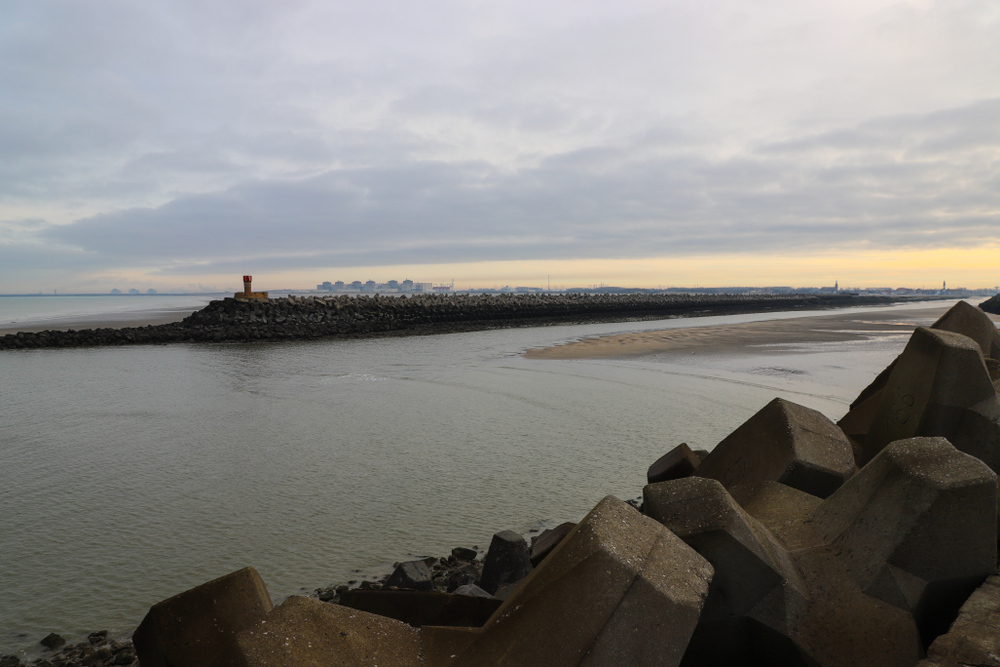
[13,96,989,277]
[2,0,999,288]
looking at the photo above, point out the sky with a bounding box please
[2,0,999,293]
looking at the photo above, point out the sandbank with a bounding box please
[524,305,1000,360]
[0,306,198,334]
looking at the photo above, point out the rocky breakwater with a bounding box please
[0,292,900,350]
[40,300,997,667]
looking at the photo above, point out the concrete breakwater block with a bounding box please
[919,575,1000,667]
[643,477,921,666]
[643,438,996,665]
[695,397,857,498]
[478,530,533,595]
[337,589,502,627]
[427,496,714,667]
[132,566,273,667]
[235,596,423,667]
[529,521,576,567]
[803,437,998,644]
[862,327,1000,471]
[643,477,803,623]
[840,301,1000,460]
[647,442,701,484]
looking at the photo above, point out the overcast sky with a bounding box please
[2,0,998,292]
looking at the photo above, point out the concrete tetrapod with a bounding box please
[861,327,1000,471]
[132,566,273,667]
[643,477,921,667]
[234,596,423,667]
[426,495,714,667]
[695,398,857,499]
[930,299,1000,362]
[840,301,1000,461]
[800,437,998,645]
[919,575,1000,667]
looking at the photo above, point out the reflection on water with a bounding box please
[0,305,934,656]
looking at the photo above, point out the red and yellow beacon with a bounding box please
[235,275,269,300]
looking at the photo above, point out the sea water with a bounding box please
[0,302,945,657]
[0,295,218,329]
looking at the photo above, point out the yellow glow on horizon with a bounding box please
[93,246,1000,293]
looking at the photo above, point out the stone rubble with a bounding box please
[0,292,899,350]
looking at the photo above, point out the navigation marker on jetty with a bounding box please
[235,275,268,300]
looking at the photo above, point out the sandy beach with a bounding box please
[0,306,199,334]
[525,304,1000,360]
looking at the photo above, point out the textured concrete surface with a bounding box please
[132,566,273,667]
[696,398,856,498]
[429,496,713,667]
[234,596,423,667]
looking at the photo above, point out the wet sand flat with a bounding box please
[525,306,1000,360]
[0,306,197,334]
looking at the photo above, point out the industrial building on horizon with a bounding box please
[317,279,444,293]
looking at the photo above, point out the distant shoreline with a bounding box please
[0,293,948,350]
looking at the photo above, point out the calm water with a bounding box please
[0,303,938,657]
[0,295,217,329]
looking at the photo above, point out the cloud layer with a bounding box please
[2,0,999,289]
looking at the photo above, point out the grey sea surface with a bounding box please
[0,302,945,657]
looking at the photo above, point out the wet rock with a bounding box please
[86,631,107,645]
[385,560,434,592]
[478,530,532,595]
[39,633,65,650]
[445,563,481,593]
[451,547,477,562]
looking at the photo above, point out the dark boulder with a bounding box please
[385,560,434,592]
[529,522,576,567]
[479,530,533,595]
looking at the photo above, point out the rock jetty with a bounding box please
[0,292,900,350]
[72,300,996,667]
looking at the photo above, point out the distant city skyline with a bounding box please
[1,2,998,293]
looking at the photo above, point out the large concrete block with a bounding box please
[132,566,273,667]
[529,522,576,567]
[840,302,1000,459]
[647,443,701,484]
[431,496,713,667]
[646,478,921,667]
[728,481,822,549]
[696,398,857,498]
[931,300,1000,361]
[862,327,1000,471]
[234,596,422,667]
[338,589,501,627]
[804,437,997,644]
[922,575,1000,667]
[644,477,802,622]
